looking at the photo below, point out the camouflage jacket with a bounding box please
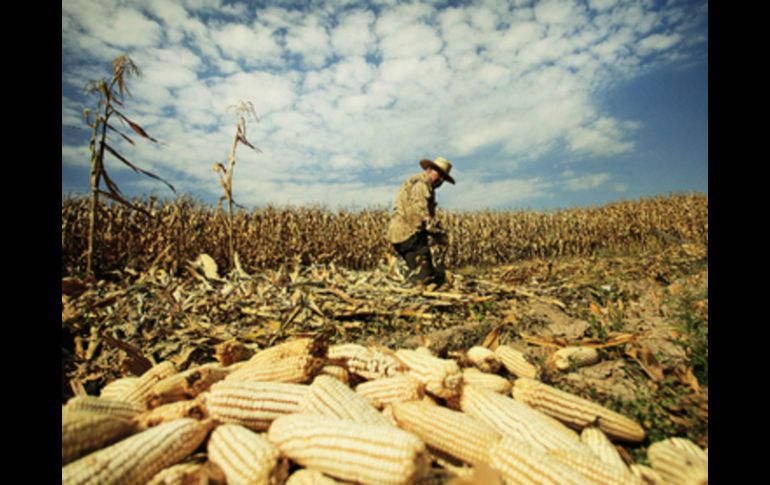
[387,171,437,244]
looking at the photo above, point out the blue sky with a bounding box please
[62,0,708,211]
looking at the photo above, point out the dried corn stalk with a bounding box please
[62,418,213,485]
[512,377,646,442]
[207,424,279,485]
[267,413,429,485]
[391,400,501,466]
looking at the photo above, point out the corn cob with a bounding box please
[207,424,279,485]
[466,346,501,373]
[580,427,629,472]
[318,364,350,384]
[99,376,140,401]
[547,450,640,485]
[249,337,325,365]
[647,437,708,485]
[64,395,145,420]
[488,436,594,485]
[462,368,512,394]
[146,460,208,485]
[62,410,136,465]
[395,349,463,399]
[355,374,424,409]
[204,380,308,431]
[548,347,600,372]
[494,345,538,379]
[213,339,254,366]
[391,400,501,466]
[512,377,646,442]
[148,363,229,407]
[116,361,178,407]
[62,418,214,485]
[285,469,342,485]
[267,413,429,485]
[629,464,664,485]
[225,353,323,384]
[458,384,585,454]
[134,397,208,429]
[302,375,391,426]
[329,344,407,380]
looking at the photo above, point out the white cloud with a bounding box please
[564,172,611,191]
[62,0,707,209]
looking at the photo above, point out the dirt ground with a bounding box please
[62,242,708,459]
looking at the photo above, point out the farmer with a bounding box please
[387,157,455,286]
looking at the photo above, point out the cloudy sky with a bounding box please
[62,0,708,211]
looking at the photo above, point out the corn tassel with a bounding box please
[512,377,646,442]
[267,413,428,485]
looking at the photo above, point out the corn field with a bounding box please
[61,192,707,277]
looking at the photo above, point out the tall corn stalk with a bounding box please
[214,100,261,269]
[82,54,175,275]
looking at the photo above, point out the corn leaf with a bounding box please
[113,110,158,142]
[106,123,136,145]
[103,143,176,193]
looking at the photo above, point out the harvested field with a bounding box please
[61,194,708,482]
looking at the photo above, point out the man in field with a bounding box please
[387,157,455,286]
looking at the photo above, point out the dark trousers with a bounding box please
[393,231,437,283]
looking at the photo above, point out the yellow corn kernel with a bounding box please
[395,349,463,399]
[117,361,178,408]
[466,346,501,373]
[512,377,646,442]
[391,400,501,466]
[207,424,279,485]
[489,436,593,485]
[580,427,629,472]
[64,395,145,421]
[458,384,586,454]
[267,413,429,485]
[225,353,323,384]
[62,418,214,485]
[99,377,140,401]
[148,363,229,407]
[355,374,424,409]
[62,410,136,465]
[204,380,308,431]
[647,437,707,485]
[302,375,391,426]
[494,345,538,379]
[461,368,512,394]
[133,397,208,429]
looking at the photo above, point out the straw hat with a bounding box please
[419,157,455,184]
